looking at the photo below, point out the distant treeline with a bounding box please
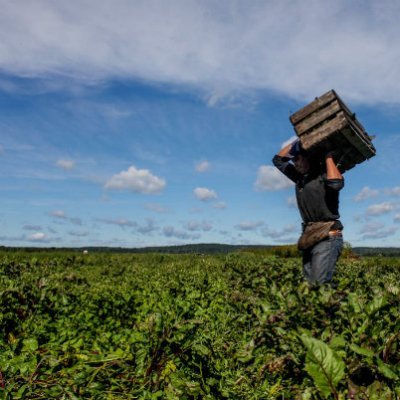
[352,247,400,257]
[0,243,300,257]
[1,244,400,257]
[0,244,293,255]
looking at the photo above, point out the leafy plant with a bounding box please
[301,334,345,399]
[0,250,399,398]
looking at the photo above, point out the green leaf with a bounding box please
[330,335,346,350]
[16,384,28,398]
[301,334,345,398]
[348,293,363,313]
[192,343,210,356]
[350,343,375,358]
[22,338,38,352]
[366,296,387,316]
[376,359,398,380]
[235,339,255,363]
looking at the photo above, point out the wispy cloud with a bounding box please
[97,218,137,228]
[50,210,66,218]
[193,187,218,201]
[262,224,298,240]
[23,224,43,231]
[97,217,158,235]
[68,231,89,237]
[145,203,170,213]
[213,201,226,210]
[105,166,166,194]
[1,2,400,104]
[195,160,211,173]
[235,221,264,231]
[137,219,158,234]
[353,186,379,202]
[56,159,75,170]
[28,232,47,242]
[360,222,397,240]
[366,202,394,216]
[69,217,82,226]
[254,165,293,191]
[184,220,213,232]
[287,196,297,208]
[385,186,400,196]
[49,210,82,225]
[163,225,200,240]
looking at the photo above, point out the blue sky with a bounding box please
[1,0,400,248]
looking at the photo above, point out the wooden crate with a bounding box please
[289,90,376,172]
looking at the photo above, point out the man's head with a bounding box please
[293,153,310,174]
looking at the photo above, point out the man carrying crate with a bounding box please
[272,139,344,285]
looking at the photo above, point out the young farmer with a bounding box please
[272,138,344,285]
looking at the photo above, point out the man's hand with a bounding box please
[278,138,301,157]
[325,150,338,160]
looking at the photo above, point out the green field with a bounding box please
[0,250,399,399]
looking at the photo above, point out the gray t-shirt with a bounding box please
[272,155,344,230]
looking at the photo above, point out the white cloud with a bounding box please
[50,210,66,218]
[195,160,210,172]
[56,159,75,170]
[366,202,394,216]
[97,217,157,234]
[23,224,43,231]
[1,2,400,104]
[68,231,89,237]
[105,166,166,194]
[394,214,400,223]
[262,224,298,240]
[28,232,47,241]
[287,196,297,208]
[145,203,169,213]
[360,221,385,234]
[235,221,264,231]
[385,186,400,196]
[360,222,397,239]
[353,186,379,202]
[70,217,82,226]
[137,219,158,234]
[193,187,218,201]
[98,218,137,228]
[185,220,212,232]
[49,210,82,225]
[254,165,294,191]
[364,229,397,240]
[163,225,200,240]
[213,201,227,209]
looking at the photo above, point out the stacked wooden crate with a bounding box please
[289,90,376,172]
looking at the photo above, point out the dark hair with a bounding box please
[294,151,325,174]
[293,148,309,160]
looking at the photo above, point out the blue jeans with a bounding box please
[302,235,343,284]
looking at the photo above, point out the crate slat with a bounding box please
[340,123,375,159]
[290,90,337,125]
[295,100,342,136]
[299,111,347,151]
[332,91,368,135]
